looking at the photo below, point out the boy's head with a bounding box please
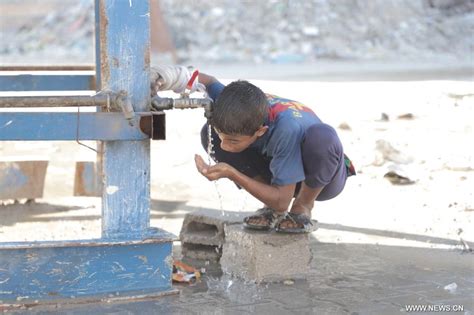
[211,80,268,153]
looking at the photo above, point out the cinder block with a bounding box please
[179,209,248,261]
[180,209,248,247]
[181,243,221,261]
[0,161,48,200]
[221,225,312,283]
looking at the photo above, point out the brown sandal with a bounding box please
[276,212,316,234]
[243,207,286,231]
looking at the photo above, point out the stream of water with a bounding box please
[207,123,224,213]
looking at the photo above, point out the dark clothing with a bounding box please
[202,81,351,201]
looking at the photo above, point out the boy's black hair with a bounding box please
[211,80,268,136]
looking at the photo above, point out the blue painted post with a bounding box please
[96,0,152,239]
[0,1,175,303]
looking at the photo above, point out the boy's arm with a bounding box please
[150,65,212,94]
[198,72,218,89]
[195,155,295,213]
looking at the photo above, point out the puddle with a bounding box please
[205,274,268,303]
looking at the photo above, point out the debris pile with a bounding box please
[173,260,202,283]
[162,0,474,63]
[0,1,94,62]
[0,0,473,63]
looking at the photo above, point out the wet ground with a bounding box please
[5,238,473,314]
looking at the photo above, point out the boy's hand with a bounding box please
[194,154,234,181]
[150,65,205,95]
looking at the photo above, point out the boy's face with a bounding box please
[215,126,268,153]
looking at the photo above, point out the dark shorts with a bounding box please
[200,123,347,201]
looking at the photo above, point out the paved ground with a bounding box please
[5,233,473,314]
[1,65,473,314]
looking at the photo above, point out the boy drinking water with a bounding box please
[152,66,355,233]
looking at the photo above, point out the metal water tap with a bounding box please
[181,69,200,98]
[150,95,213,118]
[150,69,213,117]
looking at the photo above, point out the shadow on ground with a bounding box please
[1,200,471,249]
[0,199,200,225]
[0,202,86,226]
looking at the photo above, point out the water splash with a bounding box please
[207,123,225,213]
[206,275,266,302]
[206,123,214,166]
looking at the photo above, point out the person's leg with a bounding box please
[278,124,347,231]
[303,124,347,201]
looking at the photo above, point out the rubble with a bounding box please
[1,0,473,64]
[338,122,352,131]
[374,140,414,165]
[397,113,415,120]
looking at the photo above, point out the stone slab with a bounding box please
[221,224,312,283]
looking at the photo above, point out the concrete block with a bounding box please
[179,209,248,261]
[74,161,101,197]
[221,225,312,283]
[181,243,221,261]
[179,209,248,247]
[0,161,48,200]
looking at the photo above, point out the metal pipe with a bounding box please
[151,96,212,117]
[0,94,110,108]
[0,65,95,71]
[150,96,174,110]
[174,97,212,109]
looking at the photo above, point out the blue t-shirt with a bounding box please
[207,81,323,186]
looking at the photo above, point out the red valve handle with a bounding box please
[186,70,199,91]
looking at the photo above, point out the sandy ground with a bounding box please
[0,64,473,251]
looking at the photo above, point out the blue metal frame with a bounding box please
[0,0,175,304]
[0,112,149,141]
[0,231,174,302]
[0,72,95,91]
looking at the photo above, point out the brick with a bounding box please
[221,225,312,283]
[0,161,48,200]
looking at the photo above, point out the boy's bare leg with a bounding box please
[245,175,281,227]
[278,183,324,229]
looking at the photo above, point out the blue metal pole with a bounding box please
[96,0,152,239]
